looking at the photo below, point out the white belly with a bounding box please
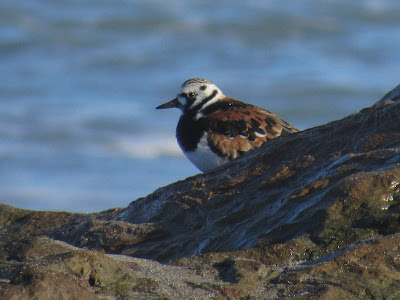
[183,134,229,172]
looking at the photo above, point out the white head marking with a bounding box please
[176,78,224,118]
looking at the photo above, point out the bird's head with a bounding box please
[157,78,223,118]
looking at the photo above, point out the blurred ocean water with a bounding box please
[1,0,400,212]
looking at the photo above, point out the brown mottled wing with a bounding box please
[206,98,299,160]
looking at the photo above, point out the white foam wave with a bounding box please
[112,135,184,159]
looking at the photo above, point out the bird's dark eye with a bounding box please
[187,92,196,99]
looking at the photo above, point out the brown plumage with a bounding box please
[206,97,299,159]
[157,78,299,172]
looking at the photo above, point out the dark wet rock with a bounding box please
[2,83,400,298]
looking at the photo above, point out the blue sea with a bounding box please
[1,0,400,212]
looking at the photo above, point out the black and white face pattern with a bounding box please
[177,78,223,119]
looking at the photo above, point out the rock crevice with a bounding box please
[2,84,400,298]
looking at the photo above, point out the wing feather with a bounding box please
[205,98,298,160]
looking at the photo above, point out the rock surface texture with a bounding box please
[1,83,400,299]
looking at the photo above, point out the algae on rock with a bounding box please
[2,83,400,299]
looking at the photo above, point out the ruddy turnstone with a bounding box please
[157,78,299,172]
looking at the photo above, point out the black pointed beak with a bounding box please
[156,98,179,109]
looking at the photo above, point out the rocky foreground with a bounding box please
[1,84,400,299]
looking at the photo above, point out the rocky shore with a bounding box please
[1,83,400,299]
